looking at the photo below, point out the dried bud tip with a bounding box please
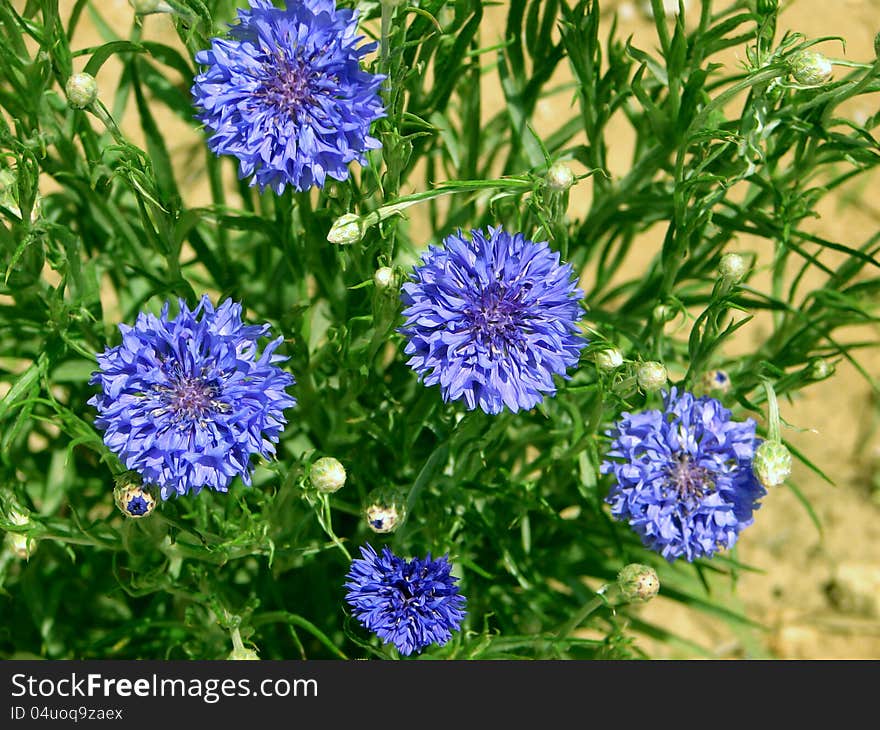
[617,563,660,603]
[65,72,98,109]
[753,440,792,488]
[310,457,347,494]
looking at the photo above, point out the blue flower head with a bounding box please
[601,388,766,562]
[400,227,586,415]
[191,0,386,194]
[344,544,466,656]
[89,296,296,500]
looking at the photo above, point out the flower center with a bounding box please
[465,281,528,353]
[667,453,714,504]
[156,374,226,424]
[259,54,318,120]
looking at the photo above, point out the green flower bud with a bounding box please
[719,252,748,283]
[594,348,624,371]
[129,0,161,12]
[809,358,834,380]
[545,162,575,193]
[652,303,674,324]
[373,266,396,290]
[617,563,660,603]
[309,456,347,494]
[65,72,98,109]
[636,361,667,392]
[327,213,363,245]
[4,509,37,560]
[789,51,833,86]
[753,440,792,488]
[756,0,778,15]
[364,488,406,534]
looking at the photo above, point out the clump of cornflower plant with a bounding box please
[191,0,385,194]
[400,227,586,414]
[344,544,466,656]
[89,296,296,499]
[601,388,766,562]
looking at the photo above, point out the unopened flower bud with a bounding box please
[373,266,395,290]
[756,0,778,15]
[327,213,363,245]
[4,510,37,560]
[753,440,792,487]
[700,369,731,394]
[652,303,674,323]
[545,162,575,193]
[617,563,660,603]
[640,0,688,18]
[227,646,260,660]
[637,361,667,392]
[594,348,624,371]
[364,489,406,534]
[719,252,748,283]
[310,456,347,493]
[789,50,834,86]
[113,474,156,518]
[809,358,834,380]
[129,0,161,12]
[65,72,98,109]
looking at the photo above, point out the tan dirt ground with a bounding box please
[45,0,880,658]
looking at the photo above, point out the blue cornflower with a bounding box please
[191,0,385,194]
[89,296,296,499]
[400,227,586,415]
[601,388,766,562]
[344,544,466,656]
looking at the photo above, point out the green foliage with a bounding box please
[0,0,878,659]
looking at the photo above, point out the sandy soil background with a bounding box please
[38,0,880,658]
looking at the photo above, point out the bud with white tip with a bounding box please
[309,456,347,494]
[636,361,667,392]
[65,72,98,109]
[753,440,792,488]
[545,162,575,193]
[4,509,37,560]
[789,50,834,86]
[719,252,748,283]
[809,358,834,380]
[373,266,395,290]
[327,213,363,245]
[594,348,624,371]
[652,303,673,324]
[617,563,660,603]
